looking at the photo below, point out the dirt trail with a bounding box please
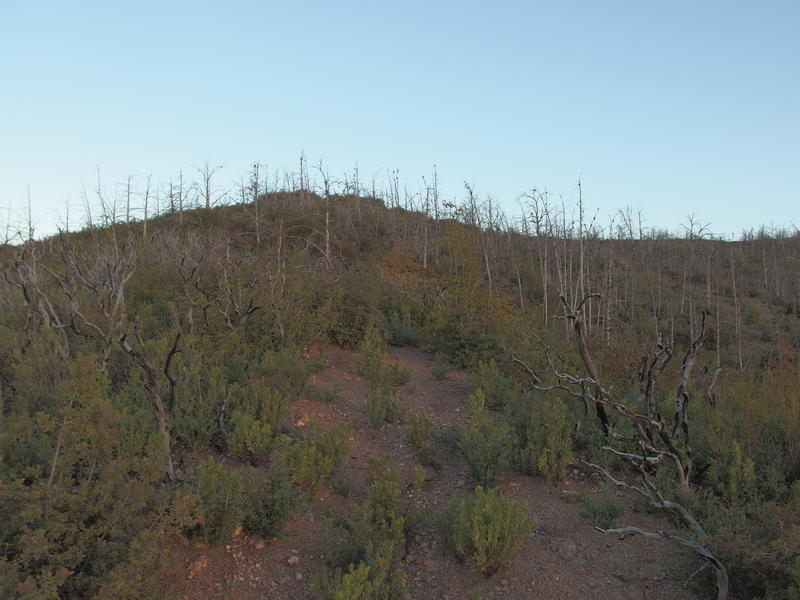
[176,346,696,600]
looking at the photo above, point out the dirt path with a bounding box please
[176,346,697,600]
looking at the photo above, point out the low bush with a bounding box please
[459,390,513,487]
[430,360,450,381]
[470,359,516,409]
[437,486,534,576]
[385,307,423,347]
[385,362,413,387]
[315,465,417,600]
[191,457,247,544]
[293,425,352,496]
[405,413,438,467]
[242,453,299,538]
[515,395,573,482]
[358,325,387,382]
[367,384,402,429]
[227,410,273,464]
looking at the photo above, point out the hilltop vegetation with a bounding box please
[1,170,799,599]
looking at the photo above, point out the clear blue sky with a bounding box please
[1,1,798,238]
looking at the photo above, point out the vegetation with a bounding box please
[458,390,514,487]
[1,166,799,598]
[437,486,534,576]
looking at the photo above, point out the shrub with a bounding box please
[317,466,413,600]
[258,347,319,401]
[459,391,513,487]
[173,364,227,451]
[192,457,247,544]
[405,413,438,467]
[385,362,412,387]
[437,486,534,576]
[358,325,387,382]
[431,360,450,381]
[515,395,573,482]
[366,384,402,429]
[578,487,624,529]
[470,359,516,409]
[385,306,422,347]
[227,410,273,464]
[293,425,352,496]
[228,381,284,428]
[242,454,298,538]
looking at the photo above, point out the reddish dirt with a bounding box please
[175,345,698,600]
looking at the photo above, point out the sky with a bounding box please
[1,1,798,239]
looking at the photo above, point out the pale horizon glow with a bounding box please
[1,1,798,239]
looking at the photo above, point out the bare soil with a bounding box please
[174,345,697,600]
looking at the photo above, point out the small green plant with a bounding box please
[405,413,438,467]
[385,306,422,347]
[431,357,450,381]
[292,425,352,496]
[241,453,298,538]
[191,457,246,544]
[316,464,413,600]
[385,362,412,386]
[459,390,513,487]
[226,385,284,464]
[358,325,387,382]
[578,486,625,529]
[437,486,534,576]
[366,382,402,429]
[227,410,273,464]
[470,359,516,409]
[516,395,573,483]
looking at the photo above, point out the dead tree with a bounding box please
[513,292,728,599]
[39,232,180,480]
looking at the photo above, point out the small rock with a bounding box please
[253,539,265,550]
[501,578,510,586]
[287,555,300,566]
[295,572,304,581]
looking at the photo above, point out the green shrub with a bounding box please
[385,307,422,347]
[173,364,227,451]
[367,384,402,429]
[258,347,319,401]
[385,362,412,387]
[515,395,573,482]
[192,457,247,544]
[317,466,413,600]
[459,390,513,487]
[578,486,624,529]
[358,325,388,382]
[293,425,352,496]
[431,360,450,381]
[242,453,298,538]
[437,486,534,576]
[405,413,438,467]
[470,359,516,409]
[228,381,284,428]
[227,410,273,464]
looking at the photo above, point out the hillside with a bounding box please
[1,188,798,600]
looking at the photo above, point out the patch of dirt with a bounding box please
[174,345,697,600]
